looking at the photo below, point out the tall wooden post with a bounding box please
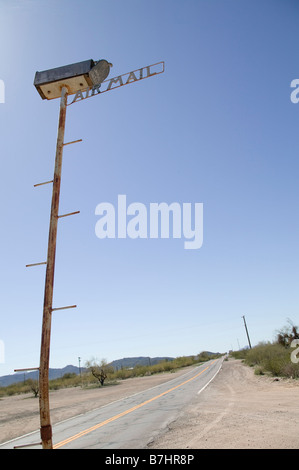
[39,87,68,449]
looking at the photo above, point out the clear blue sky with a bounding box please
[0,0,298,376]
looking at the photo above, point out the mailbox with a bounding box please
[34,59,112,100]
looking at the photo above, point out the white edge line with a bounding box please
[197,358,223,395]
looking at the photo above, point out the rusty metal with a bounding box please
[26,262,47,268]
[34,59,95,100]
[57,210,80,219]
[34,180,54,187]
[68,61,165,106]
[52,305,77,311]
[39,86,68,449]
[88,59,112,86]
[14,442,42,449]
[34,59,112,101]
[40,424,52,443]
[63,139,82,146]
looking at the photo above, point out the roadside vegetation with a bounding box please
[0,351,221,398]
[230,319,299,379]
[2,320,298,398]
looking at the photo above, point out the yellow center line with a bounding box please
[53,362,214,449]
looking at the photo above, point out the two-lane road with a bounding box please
[0,358,223,449]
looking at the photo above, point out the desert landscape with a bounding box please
[0,358,298,449]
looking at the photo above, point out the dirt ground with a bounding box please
[1,358,298,448]
[148,358,299,449]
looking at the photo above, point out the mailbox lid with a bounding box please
[34,59,95,86]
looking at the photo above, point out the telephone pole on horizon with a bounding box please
[242,315,252,349]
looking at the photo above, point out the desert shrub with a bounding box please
[230,349,249,360]
[244,342,299,378]
[49,372,82,390]
[254,366,264,375]
[173,356,194,368]
[245,342,276,367]
[162,361,175,371]
[132,365,148,377]
[280,362,299,379]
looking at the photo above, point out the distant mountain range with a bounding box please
[0,364,80,388]
[0,357,174,388]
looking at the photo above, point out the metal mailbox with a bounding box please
[34,59,112,100]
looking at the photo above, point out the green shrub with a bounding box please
[254,366,264,375]
[230,349,249,360]
[244,342,299,378]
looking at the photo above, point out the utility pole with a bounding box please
[78,356,82,378]
[242,315,252,349]
[39,86,68,449]
[21,58,165,449]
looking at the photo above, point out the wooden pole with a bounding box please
[39,87,68,449]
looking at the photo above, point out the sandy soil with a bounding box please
[1,359,298,448]
[148,358,299,449]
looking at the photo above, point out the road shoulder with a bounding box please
[147,358,299,449]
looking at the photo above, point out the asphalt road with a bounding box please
[0,358,223,449]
